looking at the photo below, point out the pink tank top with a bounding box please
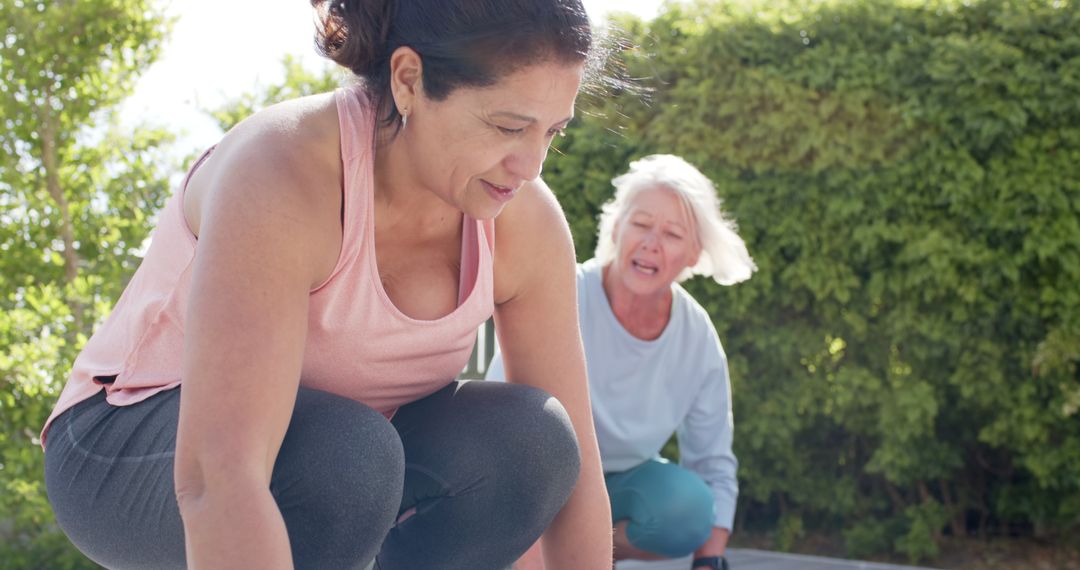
[41,85,495,445]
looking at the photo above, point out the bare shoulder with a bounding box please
[497,178,568,234]
[185,93,344,286]
[493,177,576,304]
[188,93,342,221]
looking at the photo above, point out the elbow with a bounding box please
[174,445,266,520]
[174,448,209,519]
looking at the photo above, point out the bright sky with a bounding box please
[122,0,664,153]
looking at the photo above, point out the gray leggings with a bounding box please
[44,380,581,569]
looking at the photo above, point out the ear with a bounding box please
[687,245,702,269]
[389,46,424,116]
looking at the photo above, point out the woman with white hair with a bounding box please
[489,154,755,570]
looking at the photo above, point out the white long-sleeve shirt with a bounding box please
[486,258,739,529]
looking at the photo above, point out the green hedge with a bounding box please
[544,0,1080,561]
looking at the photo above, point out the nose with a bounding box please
[505,136,549,182]
[640,230,660,250]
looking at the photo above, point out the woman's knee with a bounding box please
[479,382,581,491]
[273,388,405,524]
[418,380,581,520]
[625,463,714,557]
[640,505,713,557]
[272,389,406,568]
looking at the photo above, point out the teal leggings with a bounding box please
[606,459,715,558]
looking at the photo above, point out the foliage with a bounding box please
[205,54,342,132]
[0,0,176,566]
[3,0,1079,566]
[541,0,1080,563]
[843,516,900,559]
[774,511,806,552]
[895,500,948,562]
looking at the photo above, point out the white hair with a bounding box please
[594,154,757,285]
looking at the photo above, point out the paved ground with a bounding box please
[617,549,938,570]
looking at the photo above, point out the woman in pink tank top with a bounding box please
[43,1,612,568]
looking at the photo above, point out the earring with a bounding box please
[400,110,408,131]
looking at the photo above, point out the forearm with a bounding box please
[693,527,730,558]
[540,449,612,568]
[179,485,293,569]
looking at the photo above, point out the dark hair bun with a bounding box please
[311,0,396,77]
[311,0,593,128]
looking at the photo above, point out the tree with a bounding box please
[541,0,1080,562]
[211,7,1080,561]
[206,54,342,132]
[0,0,176,565]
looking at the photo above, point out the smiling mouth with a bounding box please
[481,182,514,202]
[631,259,659,275]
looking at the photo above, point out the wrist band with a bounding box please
[691,556,729,570]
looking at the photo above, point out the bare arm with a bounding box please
[494,181,612,568]
[174,123,341,568]
[694,527,731,559]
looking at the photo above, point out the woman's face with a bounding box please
[608,186,702,297]
[403,60,584,219]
